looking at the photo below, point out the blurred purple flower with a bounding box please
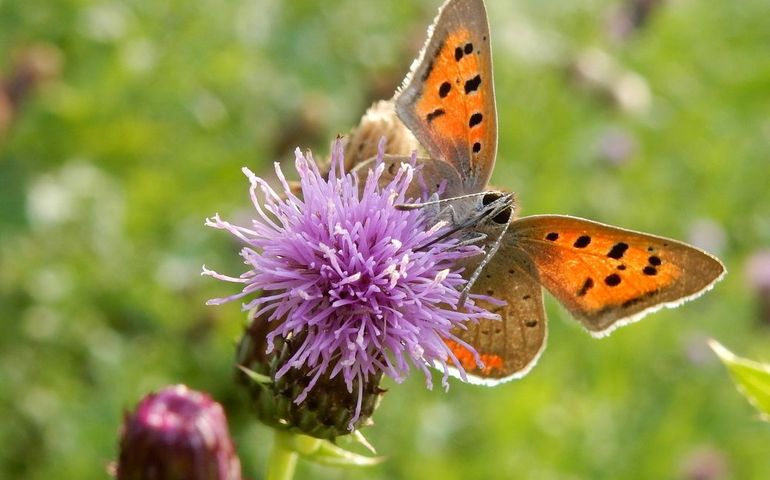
[745,250,770,291]
[679,445,729,480]
[597,127,637,166]
[117,385,241,480]
[607,0,666,42]
[687,218,727,257]
[204,141,495,426]
[745,250,770,324]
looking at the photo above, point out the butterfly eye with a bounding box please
[482,193,512,225]
[482,192,503,205]
[491,207,512,225]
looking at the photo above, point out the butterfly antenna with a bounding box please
[458,217,511,309]
[394,191,490,210]
[420,212,487,250]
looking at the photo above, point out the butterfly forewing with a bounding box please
[448,243,547,383]
[510,215,726,335]
[395,0,497,193]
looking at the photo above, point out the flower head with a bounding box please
[117,385,241,480]
[204,141,496,427]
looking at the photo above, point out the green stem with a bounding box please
[266,430,298,480]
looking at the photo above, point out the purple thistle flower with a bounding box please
[117,385,241,480]
[204,141,496,427]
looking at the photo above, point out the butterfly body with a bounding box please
[350,0,725,384]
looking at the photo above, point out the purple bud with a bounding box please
[117,385,241,480]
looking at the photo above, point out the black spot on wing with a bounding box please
[648,255,661,266]
[420,40,443,81]
[454,46,464,61]
[578,277,594,297]
[643,266,657,276]
[439,82,451,98]
[469,113,483,127]
[573,235,591,248]
[472,142,481,153]
[604,274,621,286]
[464,74,482,94]
[464,43,473,54]
[546,232,559,241]
[607,242,629,259]
[426,108,445,123]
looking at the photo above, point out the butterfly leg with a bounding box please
[458,220,511,308]
[456,233,488,247]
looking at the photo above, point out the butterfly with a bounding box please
[349,0,725,384]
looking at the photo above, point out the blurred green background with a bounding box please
[1,0,769,478]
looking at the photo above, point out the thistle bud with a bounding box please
[117,385,241,480]
[235,312,385,440]
[340,100,420,170]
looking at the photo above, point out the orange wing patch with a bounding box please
[415,28,488,161]
[529,227,683,313]
[445,338,504,376]
[512,215,724,333]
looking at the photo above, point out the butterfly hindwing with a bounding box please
[510,215,726,335]
[395,0,497,194]
[448,243,546,383]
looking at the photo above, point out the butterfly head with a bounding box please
[479,191,514,226]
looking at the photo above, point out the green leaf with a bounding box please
[277,431,384,468]
[237,365,273,385]
[709,339,770,420]
[308,440,385,467]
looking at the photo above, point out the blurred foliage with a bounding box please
[1,0,769,478]
[711,340,770,421]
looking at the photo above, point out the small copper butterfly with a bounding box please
[349,0,725,384]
